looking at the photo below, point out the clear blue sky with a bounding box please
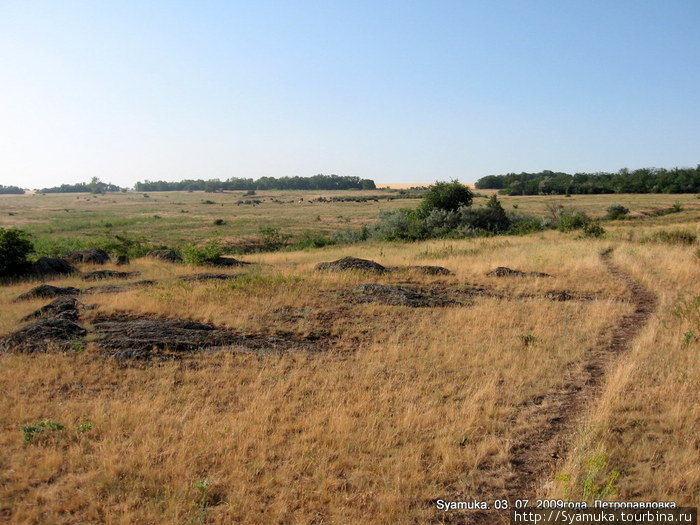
[1,1,699,188]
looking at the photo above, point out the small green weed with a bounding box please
[682,330,698,345]
[582,454,619,502]
[21,420,65,443]
[517,334,535,347]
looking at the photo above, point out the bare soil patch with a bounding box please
[65,249,111,264]
[0,318,86,353]
[82,270,141,281]
[487,266,551,278]
[14,284,80,302]
[92,313,320,360]
[179,273,243,282]
[29,257,78,279]
[147,249,182,263]
[84,280,156,294]
[348,284,457,307]
[402,265,453,275]
[211,257,251,267]
[20,297,84,322]
[316,257,453,276]
[316,256,387,273]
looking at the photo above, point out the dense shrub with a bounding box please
[557,211,590,232]
[182,241,223,265]
[506,214,545,235]
[370,209,427,241]
[581,222,606,238]
[462,195,510,232]
[418,181,473,216]
[259,227,291,250]
[32,233,155,259]
[605,204,630,220]
[0,228,34,277]
[289,232,337,250]
[366,195,539,241]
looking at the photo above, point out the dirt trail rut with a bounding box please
[465,249,657,524]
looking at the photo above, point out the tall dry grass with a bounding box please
[0,212,697,523]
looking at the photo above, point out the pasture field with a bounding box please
[0,191,698,524]
[1,190,698,251]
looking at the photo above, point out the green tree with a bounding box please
[0,228,34,277]
[88,177,106,194]
[419,180,473,216]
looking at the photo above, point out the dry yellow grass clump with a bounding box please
[0,210,698,524]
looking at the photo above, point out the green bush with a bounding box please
[581,222,606,238]
[418,180,473,216]
[182,241,222,265]
[367,197,540,241]
[0,228,34,277]
[507,215,544,235]
[32,233,155,259]
[605,204,629,220]
[289,232,337,250]
[259,227,291,250]
[557,212,590,232]
[370,209,427,241]
[457,195,510,233]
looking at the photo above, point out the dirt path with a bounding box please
[465,249,657,524]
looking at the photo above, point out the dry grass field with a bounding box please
[0,192,698,524]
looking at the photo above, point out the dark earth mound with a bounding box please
[20,297,84,322]
[211,257,251,267]
[82,270,141,281]
[115,255,130,266]
[316,257,386,273]
[29,257,78,278]
[349,284,456,307]
[108,348,180,361]
[92,313,318,359]
[15,284,81,302]
[179,273,243,282]
[487,266,551,278]
[84,280,156,294]
[401,265,453,275]
[65,249,111,264]
[544,290,576,301]
[147,249,182,262]
[0,318,86,353]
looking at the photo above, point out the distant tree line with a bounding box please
[475,166,700,195]
[0,185,25,194]
[39,177,123,194]
[134,174,376,192]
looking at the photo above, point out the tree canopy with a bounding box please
[475,166,700,194]
[418,180,474,215]
[0,185,25,194]
[134,174,376,192]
